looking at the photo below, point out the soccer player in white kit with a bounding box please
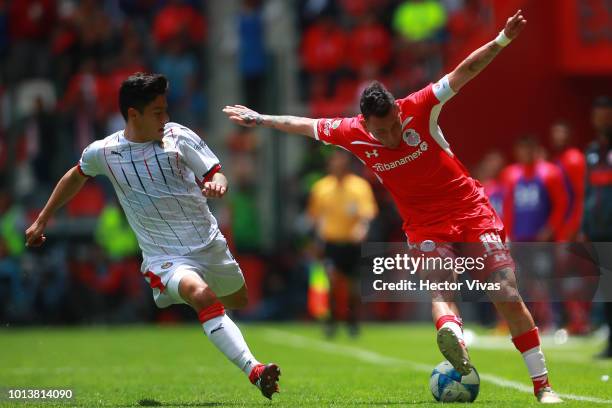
[25,73,281,400]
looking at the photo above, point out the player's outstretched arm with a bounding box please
[447,10,527,92]
[25,166,89,247]
[223,105,317,138]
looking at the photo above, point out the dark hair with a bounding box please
[119,72,168,120]
[359,81,395,119]
[593,95,612,109]
[515,134,539,147]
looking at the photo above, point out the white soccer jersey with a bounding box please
[78,122,222,263]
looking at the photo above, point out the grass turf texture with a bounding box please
[0,323,610,407]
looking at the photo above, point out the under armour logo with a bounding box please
[365,149,379,158]
[111,150,123,158]
[210,324,224,334]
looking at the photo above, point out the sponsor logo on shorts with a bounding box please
[161,262,173,269]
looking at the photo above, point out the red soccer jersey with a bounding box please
[313,82,490,234]
[554,147,586,240]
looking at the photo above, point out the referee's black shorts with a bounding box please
[324,242,361,277]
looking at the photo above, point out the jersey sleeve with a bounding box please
[312,118,352,148]
[400,76,456,111]
[177,126,221,184]
[78,140,104,177]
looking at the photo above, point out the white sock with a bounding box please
[202,314,260,375]
[522,346,548,378]
[441,321,464,343]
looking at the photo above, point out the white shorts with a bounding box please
[141,233,245,308]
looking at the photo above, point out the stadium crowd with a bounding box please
[0,0,610,358]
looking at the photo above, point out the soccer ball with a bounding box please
[429,361,480,402]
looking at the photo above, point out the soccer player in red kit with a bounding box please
[224,10,562,404]
[550,121,586,241]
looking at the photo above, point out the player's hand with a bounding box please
[222,105,263,128]
[350,221,369,243]
[202,182,227,198]
[25,220,47,247]
[503,9,527,40]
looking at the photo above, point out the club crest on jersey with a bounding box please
[403,129,421,146]
[161,262,173,269]
[365,149,379,158]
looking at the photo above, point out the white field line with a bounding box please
[264,329,612,405]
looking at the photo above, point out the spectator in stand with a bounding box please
[501,136,568,331]
[152,0,206,51]
[582,96,612,358]
[474,150,506,218]
[300,15,348,99]
[6,0,57,80]
[70,0,116,60]
[392,0,447,43]
[550,120,586,241]
[238,0,268,112]
[347,14,392,74]
[502,136,568,243]
[549,120,591,335]
[60,59,105,158]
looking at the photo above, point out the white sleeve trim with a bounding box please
[432,75,456,104]
[312,120,320,140]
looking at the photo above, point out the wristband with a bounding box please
[494,30,511,47]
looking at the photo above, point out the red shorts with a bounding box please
[404,204,515,281]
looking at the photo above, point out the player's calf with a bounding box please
[487,268,562,403]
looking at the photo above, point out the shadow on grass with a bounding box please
[135,399,260,407]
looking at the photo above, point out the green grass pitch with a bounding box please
[0,323,611,407]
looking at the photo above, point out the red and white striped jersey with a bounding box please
[78,122,222,262]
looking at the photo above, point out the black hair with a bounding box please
[119,72,168,121]
[593,95,612,109]
[359,81,395,119]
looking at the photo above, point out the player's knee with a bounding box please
[190,286,217,310]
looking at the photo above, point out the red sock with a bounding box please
[435,315,463,330]
[532,374,551,395]
[435,315,464,343]
[512,327,550,395]
[198,302,225,323]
